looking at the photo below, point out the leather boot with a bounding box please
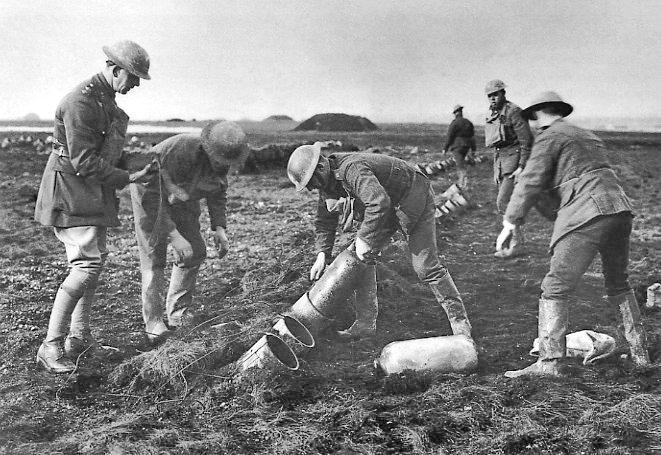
[37,339,76,373]
[610,290,650,366]
[494,225,525,258]
[505,298,567,378]
[429,273,472,337]
[166,264,200,328]
[337,265,378,340]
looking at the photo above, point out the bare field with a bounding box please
[0,125,660,454]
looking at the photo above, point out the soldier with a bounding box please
[442,104,476,189]
[484,80,534,258]
[130,121,248,345]
[497,92,650,377]
[34,41,154,373]
[286,145,473,341]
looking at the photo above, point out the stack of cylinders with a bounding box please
[374,334,478,375]
[435,184,470,219]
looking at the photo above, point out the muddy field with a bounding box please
[1,124,660,454]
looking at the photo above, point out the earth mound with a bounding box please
[264,115,294,121]
[294,113,379,132]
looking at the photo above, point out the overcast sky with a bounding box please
[1,0,659,123]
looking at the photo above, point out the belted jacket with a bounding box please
[444,117,476,152]
[34,73,130,227]
[132,134,228,237]
[505,119,633,249]
[487,101,534,181]
[314,153,424,255]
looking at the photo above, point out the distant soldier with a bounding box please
[442,104,476,189]
[484,80,534,258]
[286,145,473,341]
[497,92,650,377]
[130,121,248,345]
[34,41,154,373]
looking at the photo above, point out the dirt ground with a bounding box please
[1,124,660,454]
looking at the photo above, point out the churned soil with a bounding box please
[0,124,660,454]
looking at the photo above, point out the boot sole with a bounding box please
[35,354,76,374]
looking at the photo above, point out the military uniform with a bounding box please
[503,118,648,373]
[485,101,534,213]
[505,119,633,300]
[314,153,472,337]
[444,116,476,189]
[130,133,228,330]
[34,73,130,350]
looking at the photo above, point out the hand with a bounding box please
[310,252,327,281]
[496,219,517,251]
[509,167,524,182]
[169,230,194,264]
[129,160,158,184]
[441,149,447,155]
[354,237,372,262]
[212,226,230,259]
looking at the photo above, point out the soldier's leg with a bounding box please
[130,183,170,343]
[600,214,649,366]
[166,202,207,328]
[405,185,472,337]
[38,226,104,373]
[505,223,600,377]
[337,264,378,340]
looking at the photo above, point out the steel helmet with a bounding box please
[201,121,248,167]
[521,91,573,120]
[287,144,321,191]
[103,40,151,80]
[484,79,506,95]
[452,104,464,113]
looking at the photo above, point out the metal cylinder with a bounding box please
[236,333,299,372]
[374,335,478,375]
[272,315,315,349]
[646,283,661,309]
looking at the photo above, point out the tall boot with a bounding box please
[37,272,89,373]
[166,264,200,329]
[505,298,567,378]
[610,290,650,366]
[429,273,473,338]
[495,225,525,258]
[337,265,378,340]
[142,267,171,345]
[66,286,98,359]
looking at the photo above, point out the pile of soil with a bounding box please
[294,113,379,132]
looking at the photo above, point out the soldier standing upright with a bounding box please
[484,80,534,258]
[443,104,476,190]
[34,41,154,373]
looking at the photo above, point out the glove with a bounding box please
[441,149,447,155]
[213,226,230,259]
[496,219,517,251]
[310,252,327,281]
[129,159,158,184]
[509,166,524,182]
[354,236,372,262]
[169,230,194,265]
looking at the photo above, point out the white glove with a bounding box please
[510,167,524,182]
[354,237,372,262]
[310,252,327,281]
[496,219,517,251]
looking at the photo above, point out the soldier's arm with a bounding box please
[444,120,457,151]
[206,172,228,230]
[504,133,559,224]
[315,192,338,257]
[63,98,130,188]
[510,105,534,168]
[344,162,393,251]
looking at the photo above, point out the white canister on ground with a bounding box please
[374,334,478,375]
